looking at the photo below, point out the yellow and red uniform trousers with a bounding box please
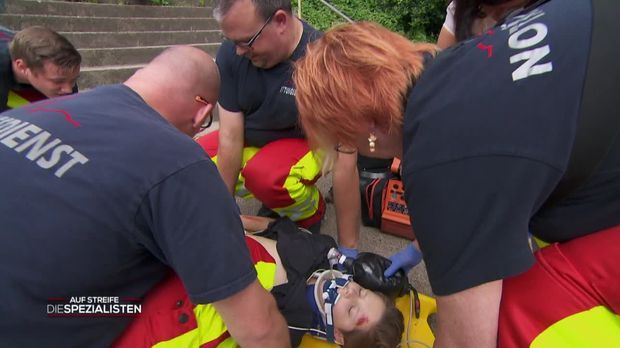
[499,224,620,347]
[197,131,324,229]
[112,236,277,348]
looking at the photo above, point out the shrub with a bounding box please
[297,0,447,41]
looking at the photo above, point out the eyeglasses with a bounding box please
[334,143,357,155]
[234,12,275,49]
[194,95,213,130]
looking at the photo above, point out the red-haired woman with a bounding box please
[293,1,620,346]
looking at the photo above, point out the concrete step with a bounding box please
[160,0,216,7]
[0,14,219,32]
[80,0,216,7]
[61,30,223,49]
[79,64,142,90]
[2,0,224,89]
[3,0,213,18]
[79,42,220,67]
[77,42,219,89]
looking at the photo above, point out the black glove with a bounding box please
[350,252,410,299]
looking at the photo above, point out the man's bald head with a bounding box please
[125,46,220,136]
[147,46,219,103]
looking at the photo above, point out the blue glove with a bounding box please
[338,246,359,259]
[384,244,423,277]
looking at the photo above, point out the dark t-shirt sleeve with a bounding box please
[135,160,256,304]
[216,41,241,113]
[406,156,561,295]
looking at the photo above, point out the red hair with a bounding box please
[294,22,437,151]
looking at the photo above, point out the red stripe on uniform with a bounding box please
[196,131,219,158]
[242,138,314,208]
[11,88,47,103]
[200,331,231,348]
[499,224,620,347]
[245,236,276,264]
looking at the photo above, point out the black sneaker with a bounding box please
[257,204,280,219]
[325,186,334,204]
[306,219,322,234]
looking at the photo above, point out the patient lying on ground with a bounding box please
[113,216,406,348]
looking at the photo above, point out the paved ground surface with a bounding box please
[235,172,435,297]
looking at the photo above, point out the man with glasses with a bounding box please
[194,95,214,130]
[0,46,289,347]
[196,0,326,233]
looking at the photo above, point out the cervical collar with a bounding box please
[307,269,352,343]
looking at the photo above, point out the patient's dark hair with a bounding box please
[342,292,404,348]
[454,0,533,41]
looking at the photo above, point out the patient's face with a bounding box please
[333,281,385,333]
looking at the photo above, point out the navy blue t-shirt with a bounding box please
[217,20,321,147]
[0,85,256,347]
[403,0,619,295]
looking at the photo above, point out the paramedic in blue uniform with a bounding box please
[0,46,289,348]
[0,26,80,112]
[293,0,620,346]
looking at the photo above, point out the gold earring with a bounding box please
[368,133,377,153]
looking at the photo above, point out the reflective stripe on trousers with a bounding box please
[197,131,324,227]
[112,237,277,348]
[7,90,31,109]
[499,224,620,347]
